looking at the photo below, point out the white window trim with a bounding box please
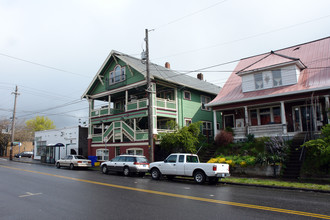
[254,72,264,90]
[249,105,281,126]
[126,148,144,155]
[202,121,212,136]
[183,91,191,100]
[201,95,211,111]
[184,118,192,126]
[224,114,235,128]
[109,65,126,85]
[96,149,109,161]
[272,69,282,87]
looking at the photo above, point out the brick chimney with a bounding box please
[165,62,170,69]
[197,73,203,80]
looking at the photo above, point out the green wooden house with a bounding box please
[82,50,221,161]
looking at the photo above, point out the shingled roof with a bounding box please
[207,36,330,107]
[113,51,220,95]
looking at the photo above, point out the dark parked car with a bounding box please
[15,151,33,158]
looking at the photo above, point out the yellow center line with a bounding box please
[2,165,330,219]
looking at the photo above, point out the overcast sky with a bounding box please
[1,0,330,128]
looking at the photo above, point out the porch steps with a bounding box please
[199,146,217,163]
[282,132,309,179]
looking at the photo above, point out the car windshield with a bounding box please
[75,156,86,159]
[136,157,148,163]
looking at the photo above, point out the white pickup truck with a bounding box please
[149,153,230,184]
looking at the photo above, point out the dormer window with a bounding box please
[109,65,126,85]
[254,73,263,89]
[272,69,282,86]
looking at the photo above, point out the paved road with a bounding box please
[1,159,329,220]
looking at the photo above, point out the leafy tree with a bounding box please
[302,124,330,174]
[159,122,202,153]
[0,119,11,156]
[26,116,55,132]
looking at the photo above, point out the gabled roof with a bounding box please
[236,51,306,75]
[208,36,330,107]
[82,50,220,98]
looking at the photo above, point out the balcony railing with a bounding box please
[156,98,176,110]
[91,98,176,118]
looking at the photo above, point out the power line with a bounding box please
[153,0,229,30]
[0,52,90,78]
[153,13,330,60]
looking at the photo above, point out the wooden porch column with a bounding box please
[101,123,104,142]
[281,101,287,134]
[88,98,94,138]
[125,90,128,112]
[325,95,330,124]
[175,88,178,125]
[108,95,111,114]
[244,106,249,135]
[134,119,136,141]
[213,110,218,140]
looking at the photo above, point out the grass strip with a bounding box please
[221,177,330,191]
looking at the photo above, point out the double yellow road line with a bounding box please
[2,165,330,219]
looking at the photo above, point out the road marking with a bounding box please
[19,192,42,198]
[1,165,330,219]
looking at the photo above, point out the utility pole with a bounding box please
[10,85,19,160]
[145,29,154,162]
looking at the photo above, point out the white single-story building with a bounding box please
[34,126,88,163]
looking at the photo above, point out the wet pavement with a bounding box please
[1,159,330,220]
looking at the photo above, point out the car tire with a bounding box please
[69,163,75,170]
[123,167,130,176]
[151,168,161,180]
[101,165,108,174]
[56,162,61,169]
[194,170,206,184]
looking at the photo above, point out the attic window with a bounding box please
[272,69,282,86]
[254,73,263,89]
[109,65,126,85]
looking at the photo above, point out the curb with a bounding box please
[219,181,330,194]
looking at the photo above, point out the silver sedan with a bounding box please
[56,155,92,170]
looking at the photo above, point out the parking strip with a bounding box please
[1,165,330,220]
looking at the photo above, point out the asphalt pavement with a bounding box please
[1,159,330,220]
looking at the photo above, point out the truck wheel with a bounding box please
[194,170,206,184]
[56,162,61,169]
[151,168,161,180]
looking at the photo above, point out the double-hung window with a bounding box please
[254,73,263,89]
[272,69,282,87]
[201,96,211,111]
[202,121,212,136]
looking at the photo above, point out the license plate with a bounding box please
[143,165,146,167]
[83,161,87,164]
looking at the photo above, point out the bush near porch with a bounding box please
[301,124,330,176]
[208,130,290,177]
